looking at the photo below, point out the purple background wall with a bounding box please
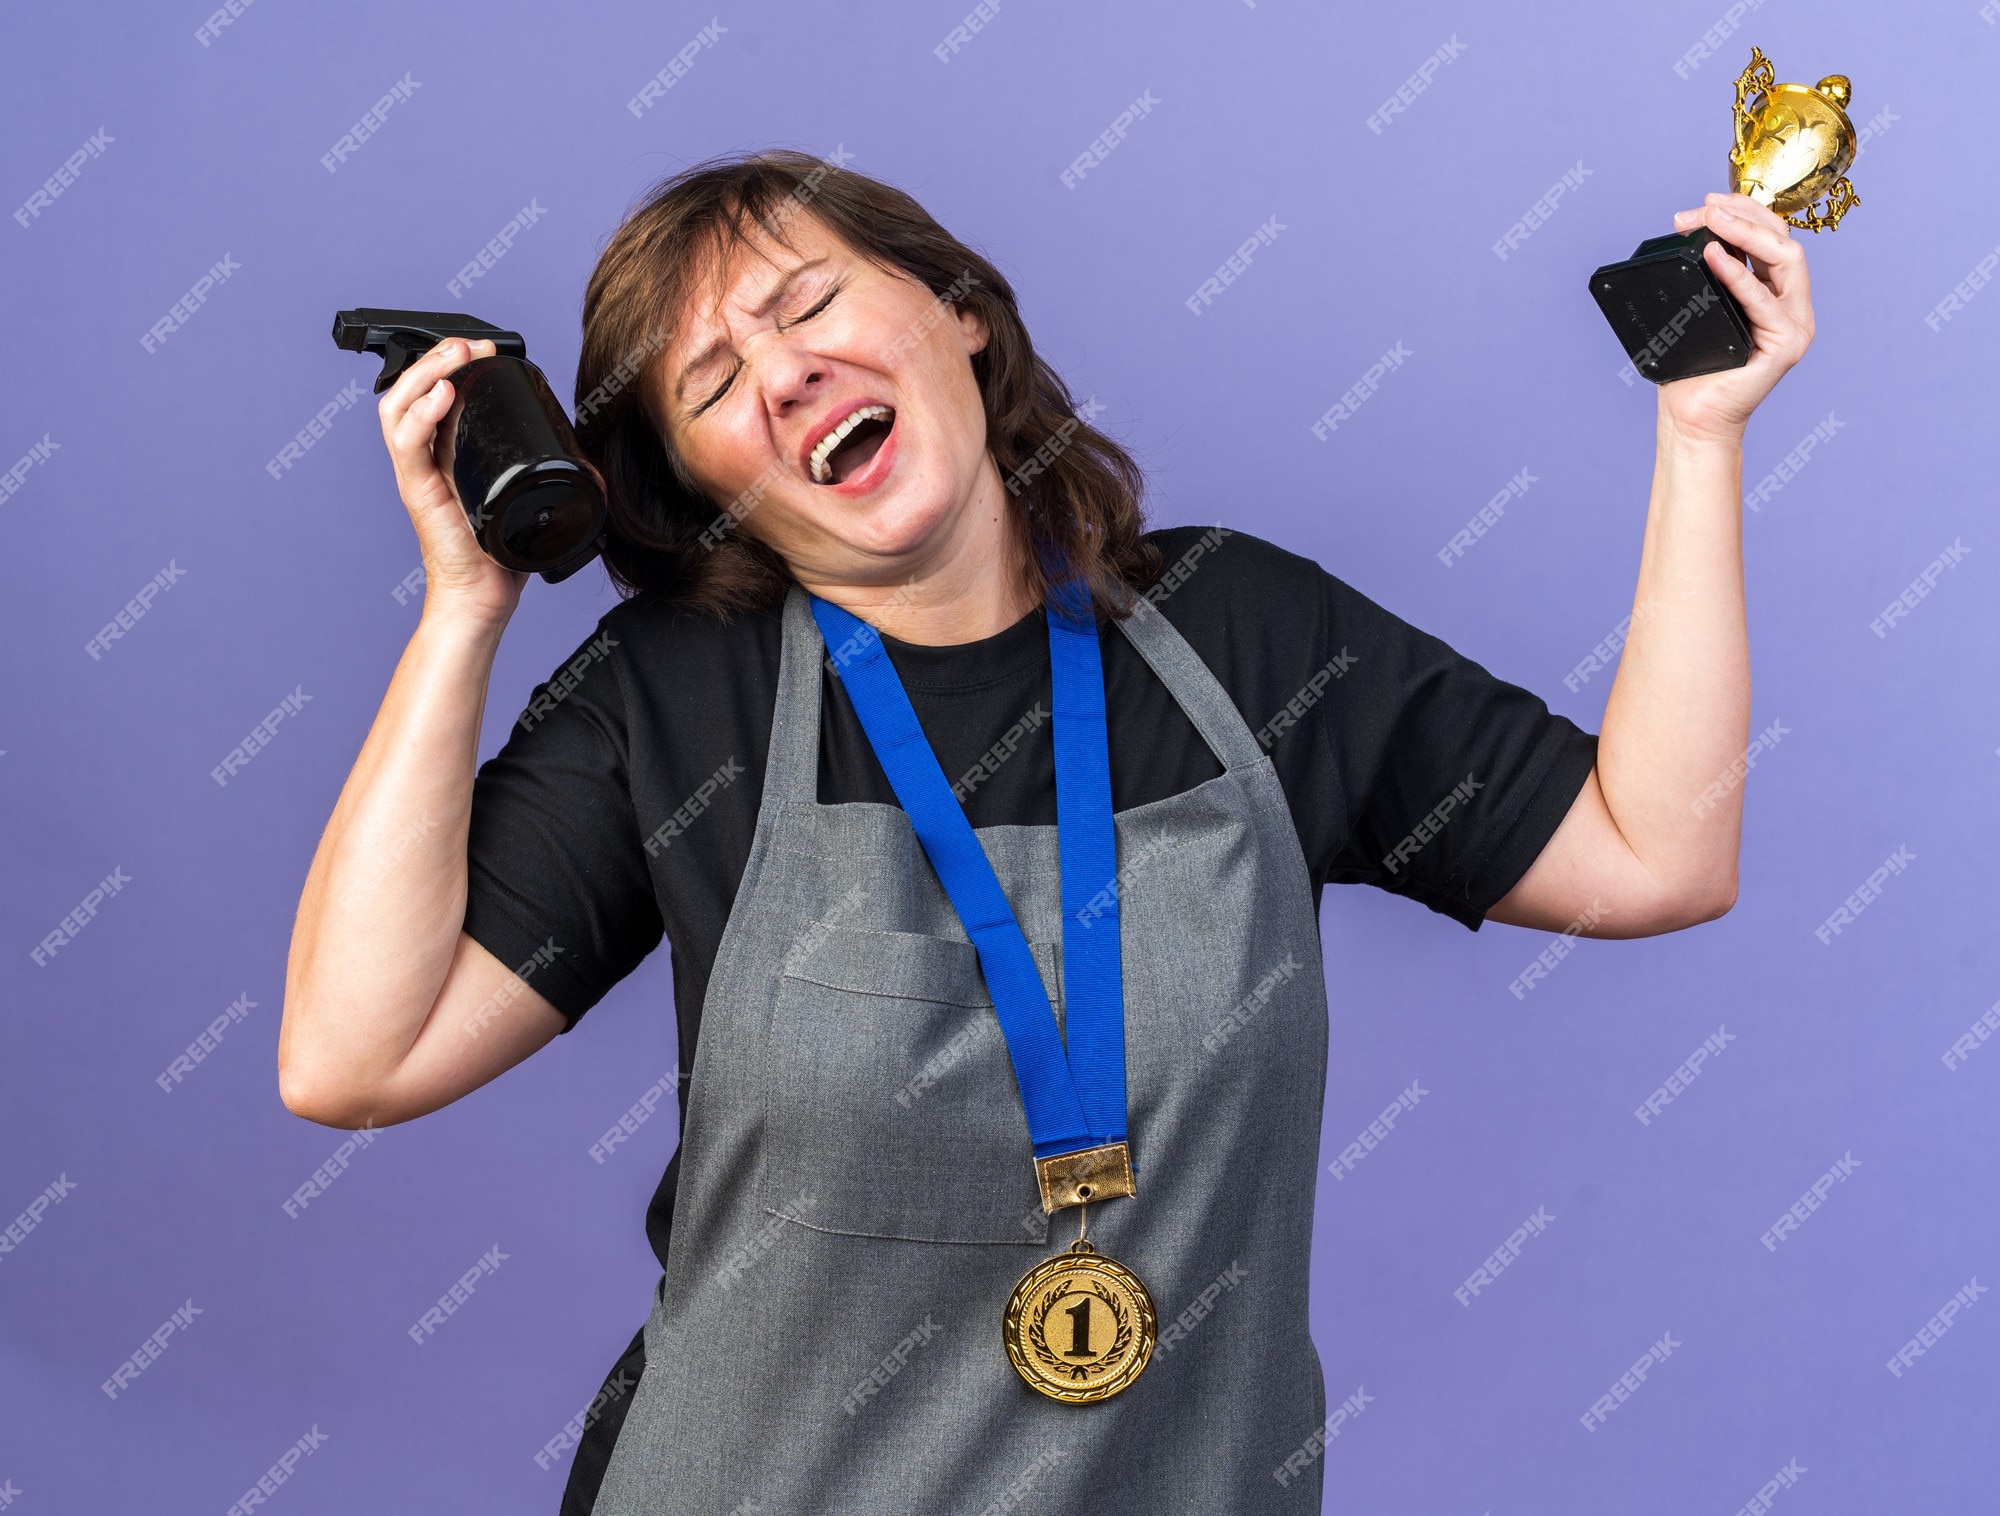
[5,0,1995,1510]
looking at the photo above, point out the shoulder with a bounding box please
[507,591,786,748]
[1140,523,1327,598]
[1135,525,1332,647]
[599,588,787,649]
[1138,524,1329,607]
[590,591,787,690]
[1128,524,1338,725]
[1138,524,1463,666]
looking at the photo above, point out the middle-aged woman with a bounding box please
[279,150,1814,1513]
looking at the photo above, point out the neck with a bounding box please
[793,460,1038,645]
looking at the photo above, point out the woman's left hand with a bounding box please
[1658,190,1817,445]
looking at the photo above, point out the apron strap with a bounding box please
[768,584,827,805]
[1111,591,1271,773]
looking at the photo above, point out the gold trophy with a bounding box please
[1728,47,1860,230]
[1589,46,1859,383]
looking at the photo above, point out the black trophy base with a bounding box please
[1589,227,1752,384]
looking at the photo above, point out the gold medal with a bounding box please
[1003,1203,1156,1404]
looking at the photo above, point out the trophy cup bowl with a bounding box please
[1588,46,1859,384]
[1728,55,1860,230]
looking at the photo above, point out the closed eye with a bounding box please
[784,281,843,329]
[690,282,844,417]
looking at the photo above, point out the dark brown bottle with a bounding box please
[332,309,607,583]
[435,354,605,580]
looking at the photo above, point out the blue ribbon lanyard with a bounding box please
[809,588,1128,1162]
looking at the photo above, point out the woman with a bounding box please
[278,150,1812,1512]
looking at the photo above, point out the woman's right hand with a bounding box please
[378,336,530,626]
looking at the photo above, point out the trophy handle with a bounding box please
[1784,176,1861,233]
[1729,46,1776,177]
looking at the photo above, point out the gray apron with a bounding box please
[592,584,1333,1514]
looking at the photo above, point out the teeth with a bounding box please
[809,405,892,484]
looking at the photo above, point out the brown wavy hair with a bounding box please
[571,148,1159,620]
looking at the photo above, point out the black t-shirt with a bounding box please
[463,525,1597,1268]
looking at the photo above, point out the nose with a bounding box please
[742,326,827,417]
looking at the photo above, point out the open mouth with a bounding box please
[809,405,895,487]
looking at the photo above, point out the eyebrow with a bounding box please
[672,256,829,405]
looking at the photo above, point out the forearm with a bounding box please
[280,605,508,1105]
[1595,402,1751,908]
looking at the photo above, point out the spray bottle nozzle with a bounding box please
[331,308,528,393]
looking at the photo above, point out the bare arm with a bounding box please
[1489,189,1815,937]
[279,337,565,1128]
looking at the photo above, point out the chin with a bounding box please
[820,475,966,566]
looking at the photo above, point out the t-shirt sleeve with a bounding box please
[461,615,663,1030]
[1315,572,1599,929]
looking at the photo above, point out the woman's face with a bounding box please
[651,212,998,589]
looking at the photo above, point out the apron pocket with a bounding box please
[762,926,1056,1246]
